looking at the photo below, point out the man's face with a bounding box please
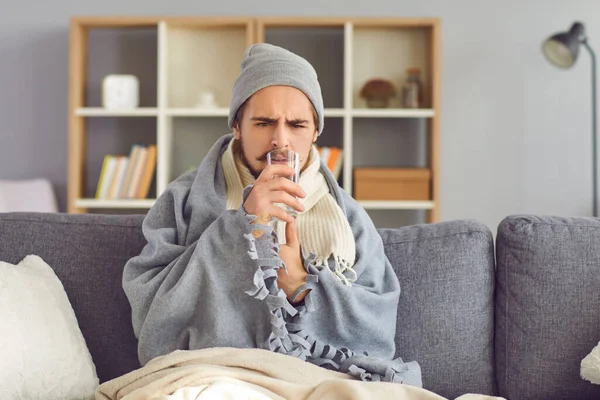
[233,85,318,178]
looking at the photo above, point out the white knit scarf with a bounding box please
[221,138,357,285]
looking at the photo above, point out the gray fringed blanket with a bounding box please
[122,134,421,386]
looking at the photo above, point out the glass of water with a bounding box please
[267,149,301,218]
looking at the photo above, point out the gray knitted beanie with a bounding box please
[228,43,324,135]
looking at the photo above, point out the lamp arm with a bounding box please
[583,41,598,217]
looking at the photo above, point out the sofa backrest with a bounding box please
[496,215,600,400]
[381,219,497,398]
[0,212,498,398]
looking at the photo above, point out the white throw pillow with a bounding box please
[0,255,99,399]
[582,341,600,385]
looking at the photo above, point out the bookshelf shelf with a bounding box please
[69,16,441,227]
[323,108,346,117]
[164,107,347,118]
[74,198,156,209]
[166,108,229,117]
[357,200,434,210]
[76,108,159,117]
[351,108,434,118]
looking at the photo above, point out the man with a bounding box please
[122,43,421,386]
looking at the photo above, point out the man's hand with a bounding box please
[277,219,309,302]
[243,164,306,225]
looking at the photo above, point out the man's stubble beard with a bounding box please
[233,133,312,180]
[233,134,261,179]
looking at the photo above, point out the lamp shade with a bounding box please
[542,22,586,68]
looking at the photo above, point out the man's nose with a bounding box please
[271,121,290,148]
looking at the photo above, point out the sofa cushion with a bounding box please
[496,215,600,400]
[0,212,146,383]
[379,219,497,399]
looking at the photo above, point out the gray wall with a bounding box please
[1,0,599,231]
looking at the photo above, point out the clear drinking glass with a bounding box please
[267,149,301,218]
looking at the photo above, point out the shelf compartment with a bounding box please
[316,117,344,148]
[262,24,345,109]
[352,118,429,169]
[315,117,344,188]
[169,117,228,182]
[164,23,249,109]
[85,117,157,200]
[86,27,158,108]
[352,24,431,110]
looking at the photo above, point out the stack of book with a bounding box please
[95,144,157,200]
[316,145,343,180]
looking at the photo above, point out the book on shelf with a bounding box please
[316,145,343,180]
[95,144,157,200]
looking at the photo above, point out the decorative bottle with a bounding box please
[402,68,423,108]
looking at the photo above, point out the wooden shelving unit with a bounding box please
[68,16,441,227]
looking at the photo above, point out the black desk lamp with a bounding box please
[542,22,597,217]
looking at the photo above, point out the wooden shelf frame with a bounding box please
[68,16,441,224]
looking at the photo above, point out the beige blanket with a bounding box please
[95,347,503,400]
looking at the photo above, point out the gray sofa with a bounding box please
[0,212,599,400]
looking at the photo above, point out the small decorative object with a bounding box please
[359,78,397,108]
[102,75,139,110]
[195,90,218,109]
[402,67,423,108]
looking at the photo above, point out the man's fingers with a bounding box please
[270,191,305,213]
[268,206,295,224]
[256,165,297,183]
[285,218,299,245]
[266,177,306,199]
